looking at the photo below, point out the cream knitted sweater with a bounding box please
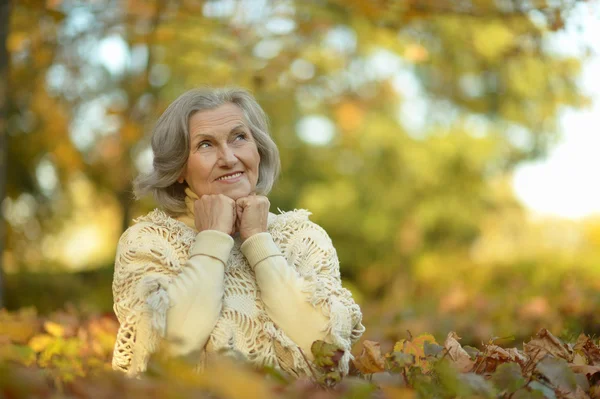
[111,208,365,377]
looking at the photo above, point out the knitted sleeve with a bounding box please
[111,221,234,377]
[241,233,330,359]
[267,214,366,375]
[111,221,178,376]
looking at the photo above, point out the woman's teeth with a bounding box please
[217,172,242,181]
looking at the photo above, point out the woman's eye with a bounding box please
[235,133,247,141]
[198,141,211,149]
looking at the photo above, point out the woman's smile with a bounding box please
[215,171,244,183]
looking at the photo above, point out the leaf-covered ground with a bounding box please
[1,307,600,398]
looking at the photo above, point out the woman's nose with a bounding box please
[217,145,237,167]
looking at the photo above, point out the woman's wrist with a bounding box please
[240,229,267,243]
[240,232,282,269]
[191,230,235,265]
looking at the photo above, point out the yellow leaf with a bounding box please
[0,308,40,344]
[44,321,65,338]
[391,334,438,370]
[28,334,54,353]
[393,339,406,353]
[412,333,438,348]
[0,344,36,366]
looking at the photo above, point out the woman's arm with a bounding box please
[111,223,233,375]
[165,229,233,357]
[240,221,365,374]
[241,232,329,359]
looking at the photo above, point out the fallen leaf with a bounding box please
[524,329,573,365]
[352,340,385,374]
[444,332,474,373]
[491,363,526,394]
[392,333,438,371]
[528,380,558,399]
[474,344,529,374]
[311,340,345,370]
[536,357,578,396]
[424,341,444,357]
[573,385,591,399]
[458,373,496,397]
[28,334,54,353]
[44,321,65,338]
[0,308,40,344]
[412,334,438,348]
[574,334,600,366]
[570,364,600,377]
[505,348,528,365]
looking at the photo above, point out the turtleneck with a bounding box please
[177,187,200,230]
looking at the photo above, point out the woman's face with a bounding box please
[178,103,261,200]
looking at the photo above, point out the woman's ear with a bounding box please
[177,167,186,184]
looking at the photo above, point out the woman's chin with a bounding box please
[220,186,253,201]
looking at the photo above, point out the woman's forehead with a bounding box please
[189,103,248,137]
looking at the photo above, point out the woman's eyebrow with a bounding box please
[192,124,247,143]
[228,124,247,134]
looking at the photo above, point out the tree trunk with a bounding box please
[0,0,12,308]
[118,189,133,234]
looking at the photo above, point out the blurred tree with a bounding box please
[0,0,10,307]
[3,0,590,299]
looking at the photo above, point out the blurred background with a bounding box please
[1,0,600,349]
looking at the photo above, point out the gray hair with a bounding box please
[133,87,281,215]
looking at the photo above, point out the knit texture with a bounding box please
[111,208,365,377]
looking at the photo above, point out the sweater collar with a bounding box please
[176,187,199,230]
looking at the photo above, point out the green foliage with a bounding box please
[492,363,526,394]
[5,0,588,267]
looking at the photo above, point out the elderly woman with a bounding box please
[111,87,364,378]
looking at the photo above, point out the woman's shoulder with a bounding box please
[267,208,311,230]
[115,209,193,270]
[268,208,332,243]
[119,208,192,246]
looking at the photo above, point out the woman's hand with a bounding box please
[236,195,270,242]
[193,194,237,235]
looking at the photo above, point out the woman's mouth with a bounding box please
[216,172,243,182]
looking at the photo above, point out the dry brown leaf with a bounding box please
[353,340,386,374]
[487,345,512,360]
[473,344,521,374]
[574,334,600,366]
[572,385,591,399]
[506,347,528,365]
[524,328,574,364]
[444,332,474,373]
[570,364,600,376]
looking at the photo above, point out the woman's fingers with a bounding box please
[193,194,237,234]
[235,195,270,241]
